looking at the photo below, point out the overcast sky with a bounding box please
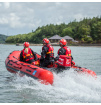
[0,2,101,36]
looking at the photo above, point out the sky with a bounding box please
[0,1,101,36]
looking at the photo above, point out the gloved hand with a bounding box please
[71,56,73,60]
[37,58,41,60]
[54,58,57,61]
[54,55,59,61]
[50,59,54,64]
[40,57,45,63]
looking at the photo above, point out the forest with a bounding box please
[5,16,101,44]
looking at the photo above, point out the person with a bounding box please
[40,38,54,67]
[55,39,75,66]
[20,42,37,64]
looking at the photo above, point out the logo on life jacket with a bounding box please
[66,59,70,64]
[57,55,72,67]
[57,58,64,65]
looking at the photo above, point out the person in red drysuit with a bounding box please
[55,39,75,66]
[40,38,54,67]
[20,42,37,64]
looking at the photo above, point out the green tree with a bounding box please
[5,16,101,44]
[61,27,73,37]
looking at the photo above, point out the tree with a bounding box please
[5,16,101,44]
[61,27,73,37]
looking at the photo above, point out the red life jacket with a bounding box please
[56,46,74,67]
[42,44,54,59]
[22,48,34,62]
[58,46,71,56]
[63,46,71,56]
[46,44,54,59]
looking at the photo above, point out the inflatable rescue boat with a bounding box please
[5,50,96,85]
[5,51,54,85]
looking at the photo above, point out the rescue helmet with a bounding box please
[59,39,67,46]
[23,42,30,47]
[43,38,49,44]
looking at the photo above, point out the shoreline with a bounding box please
[1,43,101,47]
[16,43,101,47]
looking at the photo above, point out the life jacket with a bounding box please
[22,48,34,62]
[46,44,54,59]
[56,46,75,68]
[58,46,71,56]
[56,55,72,67]
[42,44,54,60]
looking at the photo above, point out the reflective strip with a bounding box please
[46,51,53,54]
[32,61,40,65]
[23,54,33,58]
[36,61,40,65]
[66,54,71,56]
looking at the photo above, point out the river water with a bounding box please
[0,44,101,103]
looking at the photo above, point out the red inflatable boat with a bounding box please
[5,51,96,85]
[5,51,54,85]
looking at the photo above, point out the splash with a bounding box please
[9,69,101,103]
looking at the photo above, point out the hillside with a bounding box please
[0,34,8,43]
[5,16,101,44]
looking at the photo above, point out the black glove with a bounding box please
[54,55,59,61]
[40,57,44,61]
[71,56,73,60]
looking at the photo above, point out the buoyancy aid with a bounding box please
[42,44,54,60]
[46,44,54,59]
[57,46,75,67]
[22,48,34,62]
[58,46,71,56]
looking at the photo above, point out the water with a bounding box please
[0,44,101,103]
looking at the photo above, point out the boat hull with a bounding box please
[5,51,54,85]
[5,50,97,85]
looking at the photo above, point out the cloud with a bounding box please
[0,17,8,24]
[9,13,25,28]
[0,2,101,35]
[74,14,85,21]
[3,2,10,9]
